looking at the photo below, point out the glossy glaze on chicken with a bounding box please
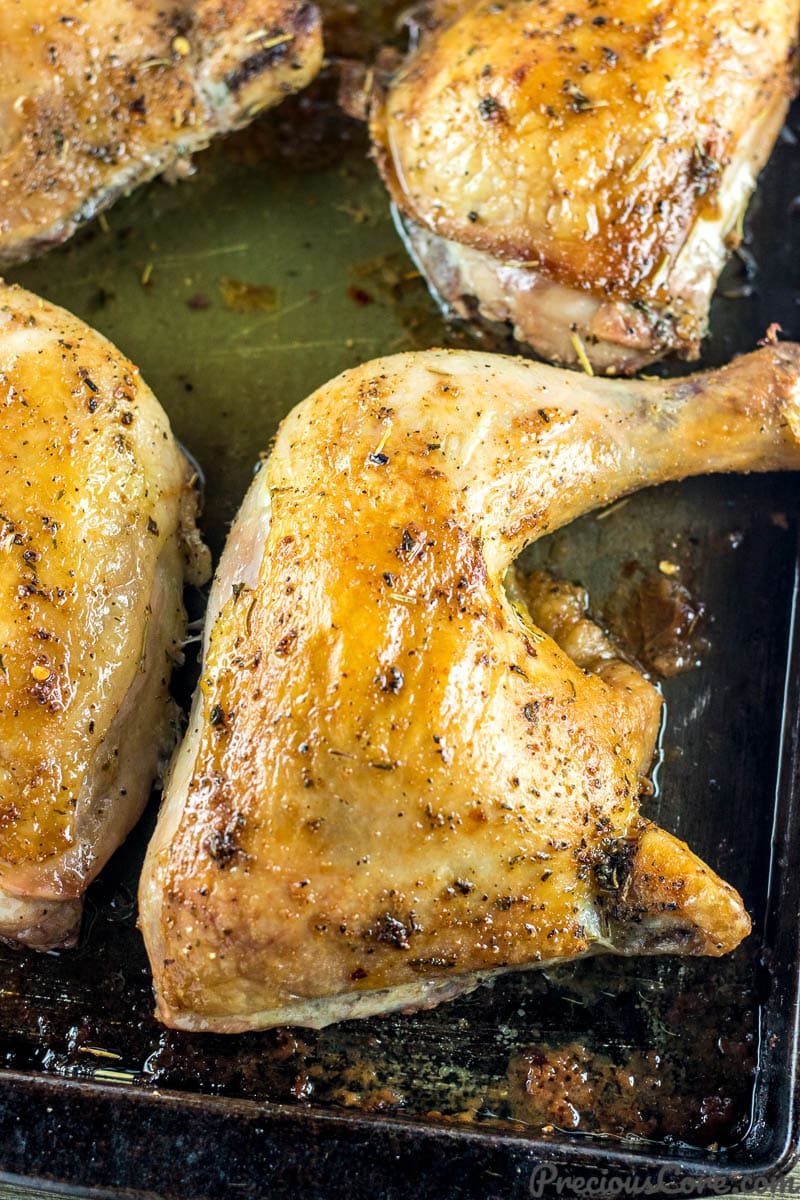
[369,0,800,372]
[0,0,323,265]
[0,283,209,950]
[140,343,800,1031]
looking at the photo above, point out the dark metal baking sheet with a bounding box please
[1,8,800,1195]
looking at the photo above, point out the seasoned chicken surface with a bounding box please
[0,0,323,265]
[0,282,209,950]
[140,343,800,1031]
[369,0,799,372]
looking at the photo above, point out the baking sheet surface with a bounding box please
[1,3,800,1188]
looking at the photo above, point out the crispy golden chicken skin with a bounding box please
[0,282,209,949]
[140,343,800,1032]
[0,0,323,265]
[369,0,799,372]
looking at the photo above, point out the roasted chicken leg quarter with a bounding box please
[140,344,800,1031]
[0,0,323,265]
[369,0,800,372]
[0,283,209,950]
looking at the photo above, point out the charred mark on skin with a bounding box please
[205,812,246,867]
[477,95,506,122]
[225,43,291,92]
[365,911,420,950]
[594,839,636,897]
[223,6,316,93]
[275,628,298,656]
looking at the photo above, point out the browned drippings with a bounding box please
[507,1023,755,1145]
[604,569,709,678]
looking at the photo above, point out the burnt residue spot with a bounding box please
[347,285,374,307]
[205,813,245,867]
[376,665,404,694]
[508,981,757,1145]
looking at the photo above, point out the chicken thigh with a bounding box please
[0,282,209,950]
[140,342,800,1031]
[368,0,799,373]
[0,0,322,265]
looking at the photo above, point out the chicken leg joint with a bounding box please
[140,344,800,1031]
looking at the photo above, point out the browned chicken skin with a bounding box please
[369,0,799,372]
[0,282,209,950]
[0,0,323,265]
[140,343,800,1032]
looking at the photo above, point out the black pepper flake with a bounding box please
[562,80,594,112]
[376,665,404,694]
[79,369,99,393]
[209,704,226,726]
[146,517,159,536]
[478,95,505,121]
[368,451,390,466]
